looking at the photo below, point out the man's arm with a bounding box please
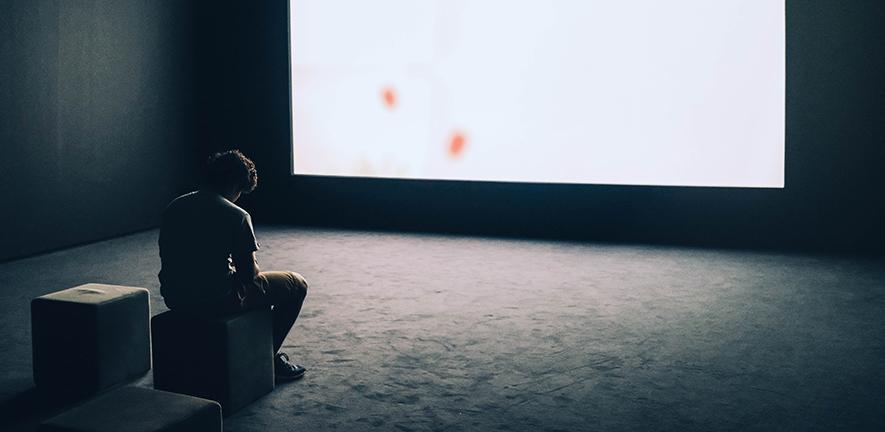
[232,251,260,286]
[233,212,261,297]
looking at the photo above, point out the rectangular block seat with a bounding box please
[38,386,221,432]
[31,284,151,396]
[151,308,274,415]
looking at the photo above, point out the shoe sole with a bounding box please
[275,371,306,382]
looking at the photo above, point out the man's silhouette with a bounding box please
[158,150,307,380]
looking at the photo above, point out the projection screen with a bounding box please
[289,1,785,188]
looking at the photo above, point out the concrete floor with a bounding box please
[1,227,884,431]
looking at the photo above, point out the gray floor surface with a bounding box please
[1,227,884,431]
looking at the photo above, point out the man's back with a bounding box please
[158,190,258,310]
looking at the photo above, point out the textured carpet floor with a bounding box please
[1,227,884,431]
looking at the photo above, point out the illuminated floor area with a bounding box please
[1,227,884,431]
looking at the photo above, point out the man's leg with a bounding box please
[250,271,308,353]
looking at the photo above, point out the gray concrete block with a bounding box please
[151,309,274,415]
[31,284,151,396]
[38,386,221,432]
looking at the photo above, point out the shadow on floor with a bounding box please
[0,379,81,432]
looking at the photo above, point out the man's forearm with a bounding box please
[233,252,260,285]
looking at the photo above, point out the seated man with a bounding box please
[158,150,307,381]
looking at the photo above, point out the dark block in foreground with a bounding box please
[31,284,151,396]
[38,386,221,432]
[151,308,274,415]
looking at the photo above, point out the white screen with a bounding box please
[290,0,785,187]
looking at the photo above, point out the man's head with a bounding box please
[204,150,258,202]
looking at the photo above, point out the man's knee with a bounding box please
[285,271,308,300]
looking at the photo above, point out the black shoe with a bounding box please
[274,352,306,381]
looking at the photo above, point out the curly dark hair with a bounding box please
[204,150,258,194]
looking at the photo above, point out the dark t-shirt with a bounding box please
[158,190,259,310]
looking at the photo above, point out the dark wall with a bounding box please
[0,0,198,262]
[204,0,884,253]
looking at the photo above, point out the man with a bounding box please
[158,150,307,381]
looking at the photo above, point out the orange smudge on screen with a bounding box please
[448,131,467,158]
[382,87,397,109]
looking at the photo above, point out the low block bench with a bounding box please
[31,283,151,397]
[38,386,221,432]
[151,308,274,415]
